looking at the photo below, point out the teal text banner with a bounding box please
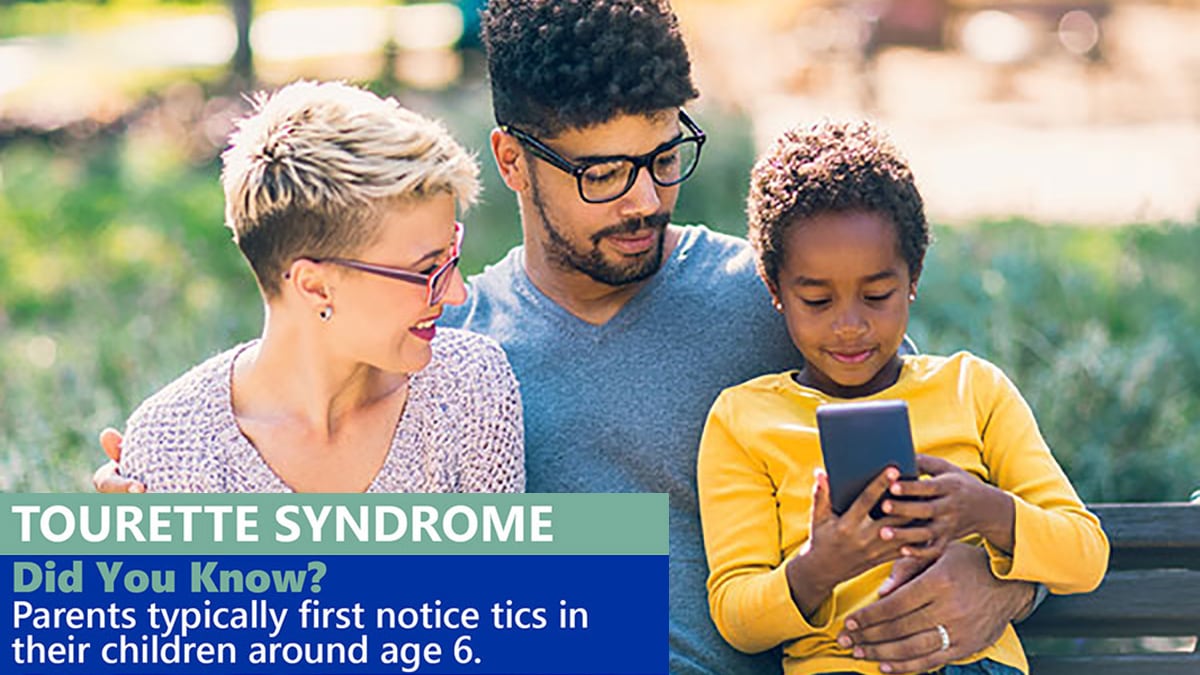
[0,494,667,556]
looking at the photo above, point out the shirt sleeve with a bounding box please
[973,358,1109,594]
[120,401,224,493]
[697,392,836,654]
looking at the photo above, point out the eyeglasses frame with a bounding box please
[309,221,463,306]
[500,109,706,204]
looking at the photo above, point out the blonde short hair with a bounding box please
[221,80,480,296]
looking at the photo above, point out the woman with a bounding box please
[118,80,523,493]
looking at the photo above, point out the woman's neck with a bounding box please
[231,308,408,441]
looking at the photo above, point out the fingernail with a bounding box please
[845,619,858,631]
[890,482,902,495]
[853,647,864,658]
[881,664,893,673]
[882,500,893,513]
[879,579,894,594]
[901,546,912,556]
[130,484,145,494]
[880,527,894,540]
[886,468,899,480]
[837,635,852,648]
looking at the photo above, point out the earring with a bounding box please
[773,301,784,313]
[319,306,333,322]
[908,293,917,301]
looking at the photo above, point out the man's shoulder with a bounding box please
[664,225,774,320]
[673,224,759,280]
[442,246,524,331]
[465,245,524,296]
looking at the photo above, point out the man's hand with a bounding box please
[836,542,1034,674]
[92,428,146,493]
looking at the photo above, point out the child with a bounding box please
[696,120,1108,675]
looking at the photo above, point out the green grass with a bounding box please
[2,92,1197,499]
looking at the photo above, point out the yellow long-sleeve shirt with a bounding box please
[697,352,1109,675]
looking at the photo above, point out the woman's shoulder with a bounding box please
[126,345,243,425]
[121,344,249,491]
[415,329,521,423]
[427,328,512,377]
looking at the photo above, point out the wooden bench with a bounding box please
[1017,503,1200,675]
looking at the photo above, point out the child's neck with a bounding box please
[795,354,906,399]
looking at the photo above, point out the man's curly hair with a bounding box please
[481,0,699,136]
[747,119,930,287]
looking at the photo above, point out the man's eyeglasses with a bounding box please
[501,109,706,204]
[310,221,463,306]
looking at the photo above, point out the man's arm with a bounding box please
[92,428,146,493]
[836,542,1035,674]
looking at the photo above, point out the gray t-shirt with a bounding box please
[443,225,799,675]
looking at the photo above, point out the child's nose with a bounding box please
[832,306,868,337]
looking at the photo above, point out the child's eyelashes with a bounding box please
[796,291,896,308]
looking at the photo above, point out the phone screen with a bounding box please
[816,400,918,517]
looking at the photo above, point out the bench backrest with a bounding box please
[1017,503,1200,675]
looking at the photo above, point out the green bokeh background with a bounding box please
[1,2,1197,499]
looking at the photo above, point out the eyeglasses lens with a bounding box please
[578,138,701,202]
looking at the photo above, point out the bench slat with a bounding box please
[1019,569,1200,638]
[1016,503,1200,672]
[1028,653,1200,675]
[1092,503,1200,553]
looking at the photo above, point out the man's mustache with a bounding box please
[590,212,671,245]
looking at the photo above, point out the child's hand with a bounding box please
[809,467,938,584]
[880,455,1016,556]
[788,467,936,618]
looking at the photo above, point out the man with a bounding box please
[98,2,1040,673]
[462,3,1040,672]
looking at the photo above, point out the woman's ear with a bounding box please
[491,128,530,193]
[285,259,334,309]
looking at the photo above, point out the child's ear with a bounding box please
[759,272,784,313]
[908,273,920,302]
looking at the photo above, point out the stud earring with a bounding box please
[319,306,333,322]
[908,293,917,301]
[773,301,784,312]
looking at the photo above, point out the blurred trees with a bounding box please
[230,0,253,85]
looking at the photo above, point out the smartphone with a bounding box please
[816,400,918,518]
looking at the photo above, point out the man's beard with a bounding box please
[530,174,671,287]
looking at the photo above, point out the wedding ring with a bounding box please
[935,624,951,651]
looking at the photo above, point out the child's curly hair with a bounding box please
[481,0,698,136]
[747,120,930,287]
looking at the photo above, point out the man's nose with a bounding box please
[617,166,662,219]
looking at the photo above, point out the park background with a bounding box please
[0,0,1198,500]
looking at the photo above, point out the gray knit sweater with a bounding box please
[120,328,524,493]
